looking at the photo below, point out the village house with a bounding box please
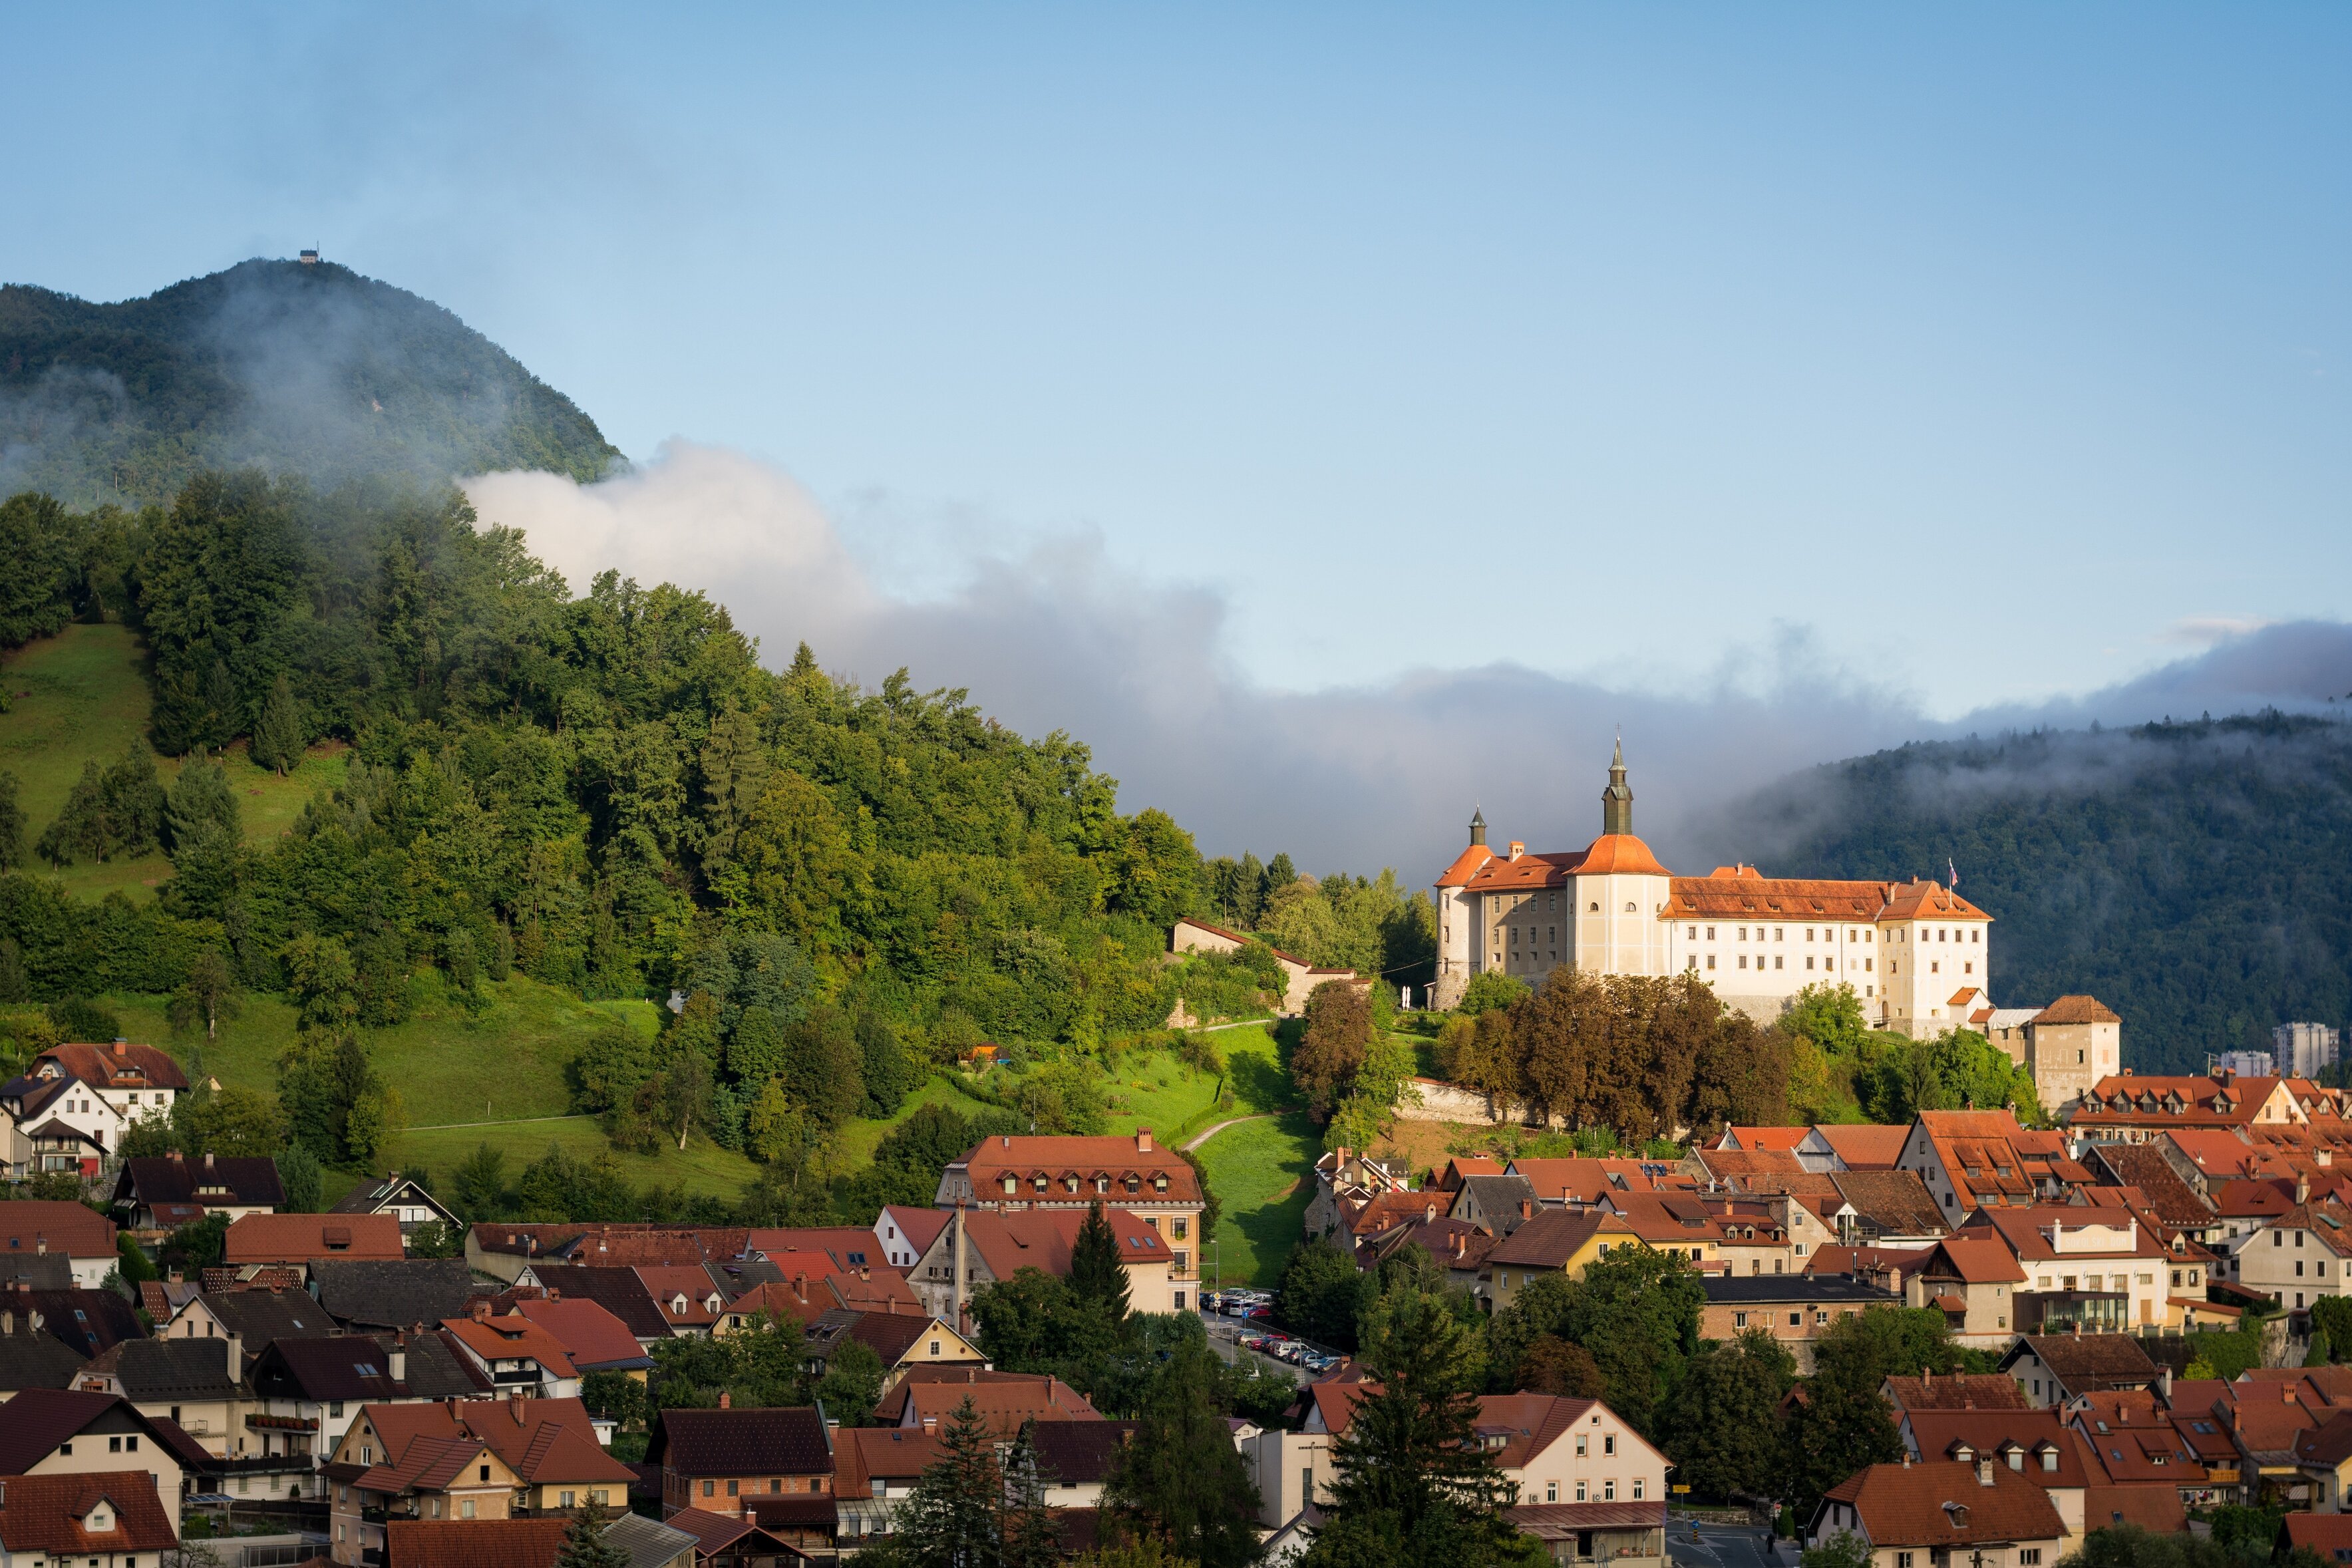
[222,1213,405,1269]
[73,1338,241,1458]
[1963,1207,2178,1334]
[937,1131,1206,1244]
[509,1296,657,1380]
[1808,1459,2067,1568]
[1898,1110,2086,1224]
[830,1426,944,1543]
[1898,1408,2095,1539]
[2230,1184,2352,1314]
[246,1330,489,1461]
[110,1151,284,1231]
[29,1042,188,1124]
[648,1400,834,1517]
[2001,1333,2160,1408]
[0,1202,119,1290]
[437,1311,582,1399]
[1480,1212,1626,1313]
[309,1257,477,1334]
[1699,1277,1902,1374]
[886,1369,1103,1438]
[0,1071,124,1179]
[0,1471,181,1568]
[872,1206,949,1270]
[908,1205,1186,1325]
[802,1309,987,1391]
[2068,1074,2305,1145]
[327,1172,464,1235]
[0,1389,191,1531]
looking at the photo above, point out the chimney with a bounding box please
[1519,1199,1532,1221]
[2160,1366,2173,1402]
[33,1235,43,1256]
[168,1150,182,1162]
[1923,1368,1933,1386]
[1976,1456,1994,1487]
[2298,1176,2311,1205]
[1137,1131,1153,1154]
[1425,1203,1437,1224]
[512,1388,527,1423]
[2285,1384,2297,1405]
[471,1300,490,1323]
[2073,1321,2082,1338]
[1452,1231,1466,1259]
[204,1151,215,1172]
[718,1390,731,1410]
[113,1042,126,1058]
[224,1333,242,1383]
[391,1336,407,1385]
[1508,841,1525,861]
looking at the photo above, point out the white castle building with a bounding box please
[1430,742,1994,1038]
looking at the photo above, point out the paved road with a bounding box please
[1667,1522,1783,1568]
[1198,1309,1332,1378]
[1183,1114,1273,1152]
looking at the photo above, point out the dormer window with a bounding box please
[1001,1176,1017,1195]
[1033,1174,1048,1192]
[1063,1175,1079,1193]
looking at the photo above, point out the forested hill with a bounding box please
[0,259,619,506]
[1706,712,2352,1074]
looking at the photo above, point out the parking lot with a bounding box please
[1198,1289,1345,1377]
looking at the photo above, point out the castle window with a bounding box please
[1588,901,1598,913]
[1964,962,1973,974]
[1774,927,1783,941]
[1804,928,1814,941]
[1737,927,1747,941]
[1972,930,1980,942]
[1625,901,1636,913]
[1806,957,1815,970]
[1739,956,1748,970]
[1774,956,1783,969]
[1707,927,1716,940]
[1707,955,1715,970]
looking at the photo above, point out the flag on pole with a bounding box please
[1948,858,1958,889]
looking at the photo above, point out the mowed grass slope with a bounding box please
[1196,1111,1320,1288]
[0,624,349,900]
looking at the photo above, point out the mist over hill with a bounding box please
[1700,710,2352,1074]
[0,259,620,506]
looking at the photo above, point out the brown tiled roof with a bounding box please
[1922,1237,2027,1286]
[1473,1394,1604,1470]
[470,1223,749,1265]
[440,1315,580,1378]
[1906,1410,2086,1485]
[0,1200,116,1259]
[2014,1334,2158,1388]
[1721,1128,1810,1152]
[1831,1171,1947,1235]
[119,1153,286,1211]
[834,1426,943,1491]
[1484,1211,1617,1271]
[35,1042,190,1092]
[385,1518,570,1568]
[2032,996,2121,1026]
[513,1298,653,1370]
[1460,851,1584,891]
[2083,1487,2186,1534]
[649,1406,834,1478]
[1695,1148,1807,1181]
[365,1397,635,1489]
[224,1213,403,1264]
[1884,1374,2029,1412]
[0,1471,178,1557]
[0,1389,157,1474]
[1027,1419,1138,1485]
[954,1134,1203,1206]
[2287,1515,2352,1555]
[1821,1460,2065,1547]
[2085,1144,2215,1229]
[894,1378,1102,1438]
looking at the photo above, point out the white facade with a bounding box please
[2275,1022,2341,1079]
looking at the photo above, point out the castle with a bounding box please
[1430,742,1996,1038]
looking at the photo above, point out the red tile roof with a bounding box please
[224,1212,403,1264]
[512,1298,649,1370]
[386,1518,570,1568]
[438,1315,580,1378]
[35,1042,190,1092]
[1434,844,1495,889]
[1810,1126,1911,1170]
[0,1200,116,1260]
[0,1471,178,1557]
[1821,1460,2065,1547]
[2031,996,2121,1026]
[954,1134,1203,1206]
[1883,1374,2029,1412]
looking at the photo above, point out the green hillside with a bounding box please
[0,259,620,506]
[1713,712,2352,1074]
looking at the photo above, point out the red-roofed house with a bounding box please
[1809,1460,2067,1565]
[0,1470,180,1566]
[908,1206,1188,1324]
[438,1313,582,1398]
[223,1213,405,1267]
[874,1206,949,1269]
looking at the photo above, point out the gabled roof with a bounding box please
[833,1426,944,1491]
[5,1288,142,1357]
[1883,1374,2029,1412]
[34,1042,190,1092]
[440,1314,580,1377]
[311,1258,477,1331]
[1483,1210,1617,1271]
[0,1201,116,1260]
[513,1297,654,1371]
[745,1227,889,1271]
[954,1209,1172,1282]
[1820,1460,2064,1547]
[1963,1208,2169,1264]
[878,1372,1100,1436]
[1831,1171,1949,1235]
[384,1519,570,1568]
[1434,842,1495,889]
[471,1223,750,1266]
[634,1265,725,1329]
[1026,1418,1138,1485]
[118,1153,285,1211]
[222,1212,403,1264]
[1904,1410,2087,1486]
[329,1172,461,1221]
[0,1388,174,1474]
[2003,1334,2158,1390]
[1472,1394,1605,1471]
[522,1265,669,1340]
[0,1470,178,1557]
[365,1396,636,1488]
[0,1331,86,1394]
[1721,1128,1810,1153]
[605,1512,703,1568]
[951,1134,1204,1206]
[2083,1144,2215,1228]
[251,1330,488,1402]
[186,1287,333,1350]
[878,1206,950,1257]
[649,1406,834,1476]
[82,1336,237,1400]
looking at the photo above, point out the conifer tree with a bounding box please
[1070,1199,1131,1319]
[895,1394,1003,1568]
[554,1496,627,1568]
[250,673,305,774]
[165,749,240,854]
[1104,1338,1262,1568]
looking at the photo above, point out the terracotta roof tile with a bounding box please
[1819,1460,2064,1547]
[224,1213,403,1264]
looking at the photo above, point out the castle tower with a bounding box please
[1469,807,1487,847]
[1601,736,1633,837]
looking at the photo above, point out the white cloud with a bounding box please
[464,444,2352,882]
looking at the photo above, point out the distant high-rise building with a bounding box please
[2216,1049,2277,1080]
[2274,1022,2341,1079]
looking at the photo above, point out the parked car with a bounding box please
[1246,1305,1273,1321]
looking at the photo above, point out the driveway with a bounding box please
[1667,1521,1784,1568]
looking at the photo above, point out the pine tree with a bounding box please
[165,749,241,854]
[1070,1199,1131,1320]
[1000,1422,1065,1568]
[554,1496,627,1568]
[250,673,305,775]
[1103,1338,1263,1568]
[895,1394,1004,1568]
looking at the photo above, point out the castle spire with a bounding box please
[1468,806,1487,848]
[1601,737,1633,837]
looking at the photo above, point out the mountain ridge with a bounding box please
[0,258,620,506]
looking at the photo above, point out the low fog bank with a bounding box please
[464,444,2352,884]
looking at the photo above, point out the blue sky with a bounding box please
[5,4,2349,736]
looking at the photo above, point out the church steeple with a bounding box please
[1601,736,1633,837]
[1468,807,1487,848]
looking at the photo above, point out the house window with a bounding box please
[931,1341,942,1356]
[1898,1556,1914,1568]
[560,1491,576,1507]
[1634,1480,1645,1499]
[462,1500,476,1519]
[1603,1435,1614,1456]
[1576,1482,1588,1502]
[728,1480,739,1496]
[2021,1554,2042,1567]
[1604,1480,1615,1501]
[1546,1482,1558,1502]
[703,1481,715,1497]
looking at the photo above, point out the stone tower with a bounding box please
[1601,737,1633,837]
